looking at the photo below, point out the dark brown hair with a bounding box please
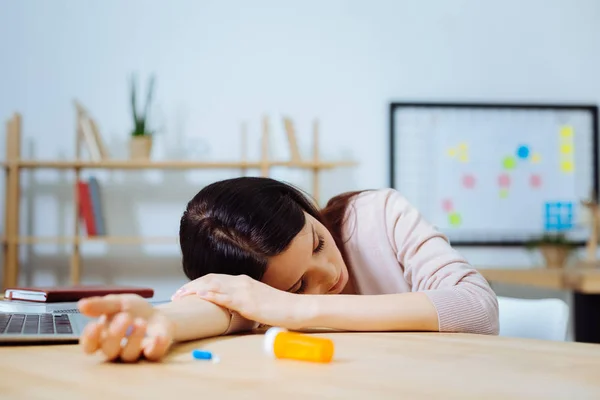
[179,177,363,281]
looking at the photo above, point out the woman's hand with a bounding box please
[172,274,311,329]
[78,294,174,362]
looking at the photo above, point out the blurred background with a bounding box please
[1,0,599,338]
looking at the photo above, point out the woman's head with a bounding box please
[179,177,349,294]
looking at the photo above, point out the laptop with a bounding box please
[0,300,169,344]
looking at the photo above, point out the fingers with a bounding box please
[78,295,124,317]
[80,321,102,354]
[172,276,222,300]
[80,315,167,363]
[142,335,171,362]
[198,291,232,308]
[119,319,147,363]
[100,312,133,361]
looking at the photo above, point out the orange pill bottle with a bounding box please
[263,327,334,363]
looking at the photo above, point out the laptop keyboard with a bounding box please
[0,313,73,335]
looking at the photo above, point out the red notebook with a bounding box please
[4,285,154,303]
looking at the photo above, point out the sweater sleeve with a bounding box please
[383,190,499,335]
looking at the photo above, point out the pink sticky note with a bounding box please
[498,174,511,188]
[442,199,454,213]
[462,174,476,189]
[530,174,542,188]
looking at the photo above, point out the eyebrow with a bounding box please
[285,224,316,292]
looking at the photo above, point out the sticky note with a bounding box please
[530,174,542,188]
[442,199,454,213]
[458,154,469,163]
[448,212,462,226]
[560,126,574,138]
[560,144,573,154]
[503,156,516,170]
[531,153,541,163]
[516,145,530,159]
[462,174,475,189]
[560,161,574,173]
[447,148,457,157]
[498,173,511,188]
[544,202,574,231]
[499,189,509,199]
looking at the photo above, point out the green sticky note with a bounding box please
[448,212,462,226]
[503,156,516,170]
[499,189,509,199]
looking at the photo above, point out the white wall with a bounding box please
[1,0,599,309]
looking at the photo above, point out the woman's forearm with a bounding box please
[302,292,439,332]
[155,296,232,342]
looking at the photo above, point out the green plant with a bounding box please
[524,232,578,251]
[130,73,155,137]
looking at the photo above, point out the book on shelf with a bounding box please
[74,99,110,161]
[87,176,106,235]
[77,176,106,236]
[79,116,103,161]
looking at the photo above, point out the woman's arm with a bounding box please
[301,292,439,332]
[379,189,499,335]
[171,274,439,333]
[78,294,254,362]
[155,295,233,341]
[157,295,257,341]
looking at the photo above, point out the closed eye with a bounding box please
[312,225,325,254]
[314,235,325,253]
[295,278,307,294]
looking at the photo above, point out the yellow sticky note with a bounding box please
[458,142,468,151]
[459,154,469,163]
[560,126,574,138]
[447,148,457,157]
[560,161,574,173]
[560,144,573,154]
[531,153,541,163]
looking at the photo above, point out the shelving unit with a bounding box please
[1,112,356,289]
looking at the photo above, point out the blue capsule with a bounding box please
[192,349,213,360]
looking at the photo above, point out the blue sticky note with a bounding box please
[544,201,574,231]
[517,145,530,159]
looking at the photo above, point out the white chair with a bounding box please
[497,296,570,341]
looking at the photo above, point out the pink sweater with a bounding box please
[341,189,499,335]
[226,189,499,335]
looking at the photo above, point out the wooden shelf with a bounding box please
[2,236,178,245]
[1,159,357,170]
[2,112,359,289]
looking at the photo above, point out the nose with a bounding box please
[308,261,337,294]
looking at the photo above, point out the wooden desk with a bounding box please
[479,268,600,344]
[2,332,600,399]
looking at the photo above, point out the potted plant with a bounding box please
[129,74,155,160]
[525,233,577,268]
